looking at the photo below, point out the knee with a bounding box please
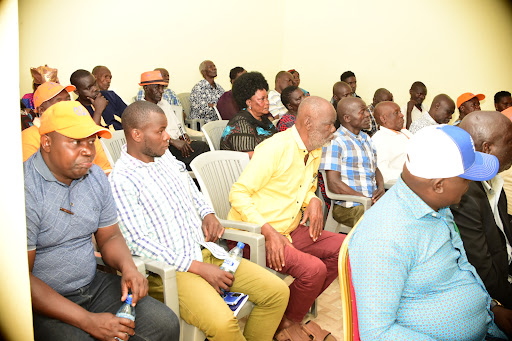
[299,258,327,281]
[207,314,240,339]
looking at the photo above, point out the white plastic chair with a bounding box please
[213,105,222,121]
[179,92,205,131]
[99,130,126,166]
[201,120,228,151]
[320,170,372,234]
[171,104,205,142]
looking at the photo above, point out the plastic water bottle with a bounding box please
[114,294,136,340]
[220,242,245,293]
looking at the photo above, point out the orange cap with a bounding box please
[39,101,112,139]
[33,82,76,112]
[139,71,168,86]
[457,92,485,108]
[502,106,512,121]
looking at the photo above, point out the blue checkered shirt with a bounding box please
[135,88,182,107]
[349,177,507,340]
[320,126,377,207]
[109,148,229,272]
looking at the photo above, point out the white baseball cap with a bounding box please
[406,125,498,181]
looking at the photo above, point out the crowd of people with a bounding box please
[20,60,512,340]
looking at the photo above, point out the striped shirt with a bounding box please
[320,126,377,207]
[136,88,182,107]
[109,148,228,272]
[349,177,507,340]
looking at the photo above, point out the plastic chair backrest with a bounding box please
[213,106,222,121]
[201,120,228,151]
[100,130,126,166]
[177,92,191,117]
[190,151,250,219]
[170,105,185,128]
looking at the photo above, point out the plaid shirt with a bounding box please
[276,113,296,132]
[320,126,377,207]
[136,88,182,107]
[109,148,228,272]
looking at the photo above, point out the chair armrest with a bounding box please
[185,118,205,131]
[384,179,396,189]
[222,229,266,267]
[326,193,372,210]
[142,258,180,316]
[219,218,261,234]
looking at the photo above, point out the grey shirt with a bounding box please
[24,151,118,294]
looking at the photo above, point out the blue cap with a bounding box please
[125,294,133,305]
[236,242,245,249]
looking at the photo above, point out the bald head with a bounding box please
[460,111,512,172]
[374,101,403,131]
[295,96,336,151]
[373,88,393,106]
[92,65,111,91]
[337,97,370,133]
[428,94,455,124]
[275,71,294,93]
[332,81,353,104]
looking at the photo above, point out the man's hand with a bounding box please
[301,197,323,242]
[492,305,512,338]
[89,93,109,113]
[82,312,135,341]
[261,223,293,272]
[120,267,148,306]
[195,262,234,294]
[202,213,224,242]
[372,186,385,204]
[172,139,194,158]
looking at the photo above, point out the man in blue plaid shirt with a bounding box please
[320,97,385,227]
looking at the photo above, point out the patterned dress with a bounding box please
[220,110,277,152]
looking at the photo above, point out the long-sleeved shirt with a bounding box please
[349,177,506,340]
[228,126,320,240]
[109,148,228,272]
[268,89,287,118]
[189,79,224,123]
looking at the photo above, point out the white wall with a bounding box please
[1,0,34,339]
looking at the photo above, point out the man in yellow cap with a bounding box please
[21,81,112,173]
[25,101,179,340]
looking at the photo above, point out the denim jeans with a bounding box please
[33,271,180,341]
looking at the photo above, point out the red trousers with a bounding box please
[277,225,344,322]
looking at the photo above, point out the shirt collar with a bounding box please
[291,125,322,159]
[32,149,89,186]
[482,175,504,196]
[120,146,186,172]
[338,125,368,141]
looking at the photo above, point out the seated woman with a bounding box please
[276,85,305,132]
[220,72,277,157]
[288,69,310,97]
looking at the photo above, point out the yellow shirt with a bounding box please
[21,125,112,173]
[228,125,321,240]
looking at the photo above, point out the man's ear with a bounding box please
[40,134,51,152]
[432,178,444,194]
[304,116,313,130]
[481,141,492,154]
[131,128,143,143]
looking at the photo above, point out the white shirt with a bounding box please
[401,103,428,126]
[371,126,413,183]
[409,111,437,134]
[268,89,287,118]
[154,99,185,140]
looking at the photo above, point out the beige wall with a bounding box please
[2,0,34,339]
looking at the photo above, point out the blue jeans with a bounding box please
[33,271,179,340]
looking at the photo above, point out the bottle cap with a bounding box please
[125,294,133,305]
[237,242,245,249]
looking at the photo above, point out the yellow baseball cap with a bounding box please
[39,101,112,139]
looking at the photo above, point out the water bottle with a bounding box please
[220,242,245,293]
[114,294,136,340]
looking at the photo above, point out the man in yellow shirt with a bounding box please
[229,96,343,340]
[21,81,112,173]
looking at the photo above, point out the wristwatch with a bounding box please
[490,299,503,310]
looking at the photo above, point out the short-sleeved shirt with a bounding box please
[268,89,287,118]
[189,79,224,123]
[24,151,118,294]
[220,110,277,152]
[276,112,296,132]
[320,126,377,207]
[409,111,438,134]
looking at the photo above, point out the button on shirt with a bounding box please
[349,177,506,340]
[189,79,224,123]
[109,148,228,272]
[228,126,321,240]
[25,151,118,294]
[371,126,412,183]
[409,111,438,134]
[320,126,377,207]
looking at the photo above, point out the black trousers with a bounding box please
[169,140,210,170]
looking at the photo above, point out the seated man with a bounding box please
[216,66,246,120]
[494,91,512,112]
[371,101,412,184]
[229,96,343,339]
[409,94,455,134]
[139,70,209,170]
[268,71,294,119]
[135,67,182,107]
[452,111,512,310]
[109,101,289,341]
[92,65,112,91]
[320,97,385,228]
[189,60,225,123]
[21,81,112,173]
[70,69,127,130]
[454,92,485,125]
[349,124,511,340]
[340,71,360,98]
[402,81,428,129]
[25,101,178,340]
[364,88,393,137]
[331,81,353,130]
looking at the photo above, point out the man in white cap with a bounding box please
[25,101,179,340]
[349,124,511,340]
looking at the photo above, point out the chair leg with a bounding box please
[309,300,318,318]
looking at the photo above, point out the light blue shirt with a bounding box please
[349,177,506,340]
